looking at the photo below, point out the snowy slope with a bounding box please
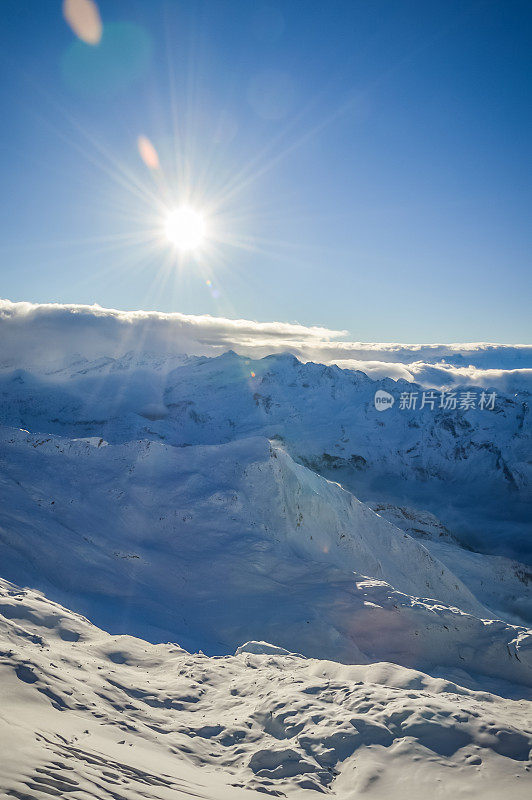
[0,350,529,560]
[1,426,531,687]
[370,502,532,626]
[1,578,531,800]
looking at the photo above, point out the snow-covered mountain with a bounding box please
[1,336,531,797]
[1,349,530,560]
[369,502,532,625]
[1,578,531,800]
[1,425,531,688]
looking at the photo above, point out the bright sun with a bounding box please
[164,206,207,252]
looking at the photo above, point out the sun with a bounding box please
[164,206,207,252]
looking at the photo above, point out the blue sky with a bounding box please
[1,0,531,343]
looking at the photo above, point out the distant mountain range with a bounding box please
[1,348,530,561]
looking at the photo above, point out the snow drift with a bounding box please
[0,578,531,800]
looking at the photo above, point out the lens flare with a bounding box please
[137,136,160,170]
[63,0,102,45]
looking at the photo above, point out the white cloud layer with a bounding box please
[1,299,531,391]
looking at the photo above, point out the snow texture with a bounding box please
[1,578,531,799]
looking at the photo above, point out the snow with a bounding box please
[235,641,303,656]
[0,578,531,799]
[0,348,530,560]
[0,320,531,797]
[0,426,531,688]
[371,502,532,625]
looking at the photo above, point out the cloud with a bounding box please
[407,362,532,393]
[1,299,531,392]
[0,299,344,367]
[332,359,416,382]
[324,358,532,392]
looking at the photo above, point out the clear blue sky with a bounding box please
[1,0,531,343]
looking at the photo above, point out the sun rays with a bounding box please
[6,2,367,318]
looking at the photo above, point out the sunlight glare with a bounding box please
[164,206,207,252]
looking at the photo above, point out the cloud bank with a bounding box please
[1,299,531,391]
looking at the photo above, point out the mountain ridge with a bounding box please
[1,426,531,687]
[1,349,529,561]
